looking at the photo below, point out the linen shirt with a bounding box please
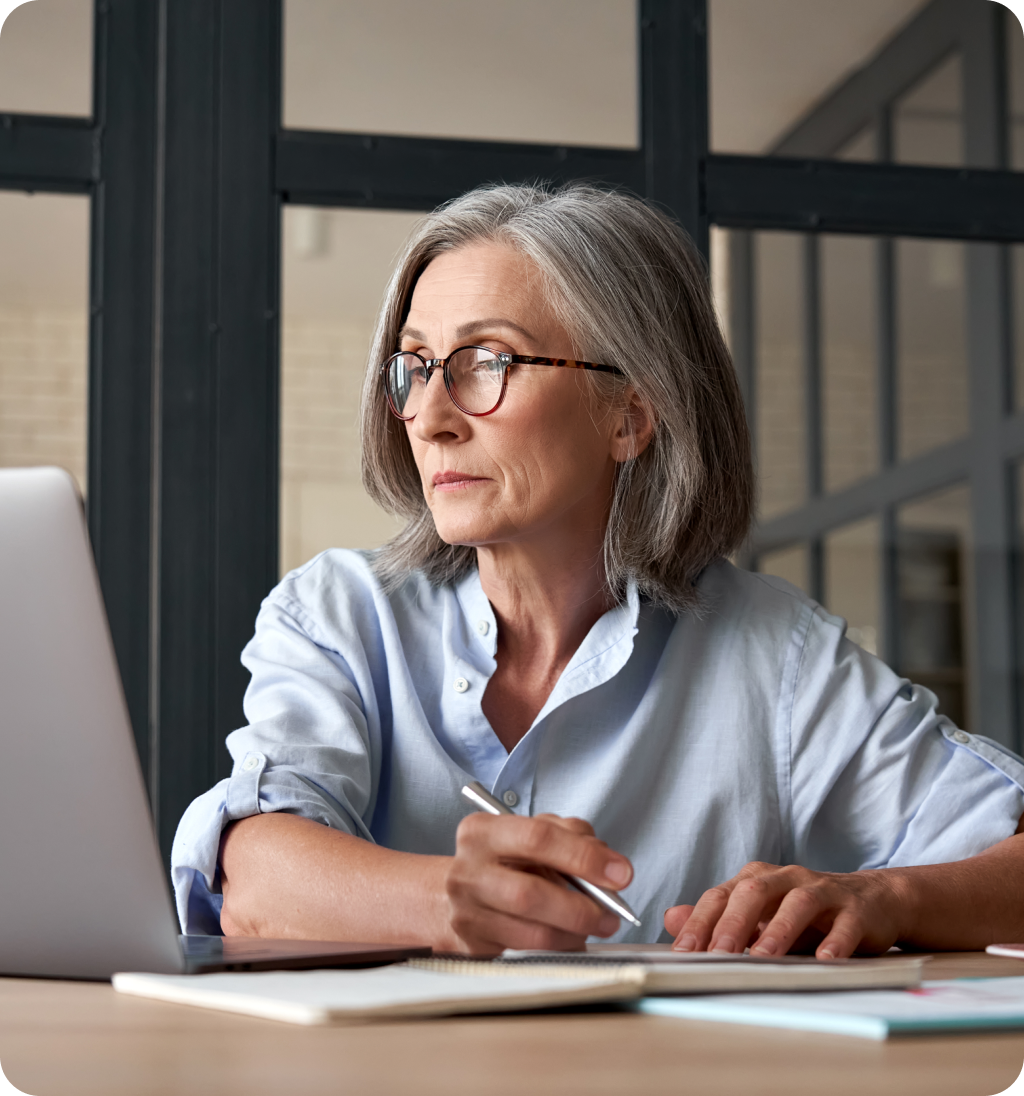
[171,550,1024,940]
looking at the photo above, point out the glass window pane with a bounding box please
[758,543,809,596]
[836,124,877,162]
[824,516,881,657]
[1009,9,1024,171]
[283,0,638,148]
[0,192,89,494]
[893,53,963,167]
[822,234,877,493]
[1014,245,1024,412]
[755,232,805,519]
[896,484,972,730]
[0,0,92,117]
[708,0,924,154]
[896,238,968,461]
[280,206,421,576]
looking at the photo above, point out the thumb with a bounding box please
[664,904,695,938]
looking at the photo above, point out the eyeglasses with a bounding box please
[381,345,623,420]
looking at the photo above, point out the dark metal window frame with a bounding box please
[1,0,1022,853]
[735,0,1023,750]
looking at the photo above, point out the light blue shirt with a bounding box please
[171,550,1024,940]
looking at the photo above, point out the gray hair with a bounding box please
[360,182,753,614]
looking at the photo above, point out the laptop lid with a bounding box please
[0,468,432,980]
[0,467,185,978]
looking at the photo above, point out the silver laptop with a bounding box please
[0,467,429,979]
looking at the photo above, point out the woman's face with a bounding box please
[401,241,638,554]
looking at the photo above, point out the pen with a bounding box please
[460,780,642,929]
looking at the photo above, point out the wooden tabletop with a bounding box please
[1,953,1022,1096]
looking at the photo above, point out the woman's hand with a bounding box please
[664,861,907,960]
[445,812,633,955]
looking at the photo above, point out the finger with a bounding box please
[748,884,830,957]
[452,906,591,956]
[706,874,793,954]
[670,886,733,951]
[664,904,694,938]
[816,909,869,960]
[456,813,632,890]
[451,860,619,940]
[534,814,596,838]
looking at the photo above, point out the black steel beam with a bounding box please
[0,113,95,191]
[276,130,645,210]
[88,0,159,784]
[706,153,1024,242]
[641,0,708,255]
[151,0,281,859]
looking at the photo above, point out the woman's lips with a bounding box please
[432,472,488,493]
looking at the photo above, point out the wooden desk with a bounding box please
[1,953,1022,1096]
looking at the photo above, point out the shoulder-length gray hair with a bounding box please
[360,182,753,614]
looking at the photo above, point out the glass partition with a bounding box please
[758,543,809,596]
[0,0,92,116]
[822,234,878,492]
[708,0,925,155]
[1015,245,1024,412]
[896,238,968,461]
[0,192,90,494]
[754,231,806,519]
[893,52,963,167]
[1009,9,1024,171]
[283,0,638,147]
[280,206,422,576]
[896,484,972,729]
[824,516,881,657]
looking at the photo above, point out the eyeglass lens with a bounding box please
[386,348,506,417]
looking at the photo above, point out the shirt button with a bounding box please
[476,619,490,636]
[453,677,469,693]
[953,730,971,745]
[502,790,518,808]
[242,755,260,772]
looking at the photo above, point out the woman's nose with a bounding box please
[409,366,466,443]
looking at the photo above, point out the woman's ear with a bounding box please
[609,387,656,463]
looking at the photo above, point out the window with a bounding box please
[5,0,1023,849]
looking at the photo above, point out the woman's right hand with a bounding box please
[443,812,633,954]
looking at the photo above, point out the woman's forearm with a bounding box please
[219,812,457,948]
[894,830,1024,951]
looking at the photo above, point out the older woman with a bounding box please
[173,183,1024,958]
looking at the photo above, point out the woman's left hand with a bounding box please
[664,861,908,959]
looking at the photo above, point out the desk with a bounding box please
[1,953,1022,1096]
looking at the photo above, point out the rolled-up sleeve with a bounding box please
[788,604,1024,873]
[171,587,381,934]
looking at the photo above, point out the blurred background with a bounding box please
[1,0,1022,843]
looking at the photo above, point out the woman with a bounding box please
[173,183,1024,958]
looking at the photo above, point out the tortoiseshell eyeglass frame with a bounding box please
[381,345,624,420]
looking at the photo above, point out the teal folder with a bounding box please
[638,976,1024,1040]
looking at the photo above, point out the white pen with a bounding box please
[460,780,642,929]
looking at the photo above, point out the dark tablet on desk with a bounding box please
[181,936,431,974]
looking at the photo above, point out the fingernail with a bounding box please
[710,936,736,954]
[604,860,630,887]
[673,934,697,952]
[598,912,619,936]
[751,937,778,956]
[818,948,835,960]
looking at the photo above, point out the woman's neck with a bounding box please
[475,533,617,752]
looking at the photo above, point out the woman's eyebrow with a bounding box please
[397,319,538,345]
[397,325,427,343]
[454,318,537,343]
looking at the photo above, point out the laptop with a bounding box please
[0,466,430,979]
